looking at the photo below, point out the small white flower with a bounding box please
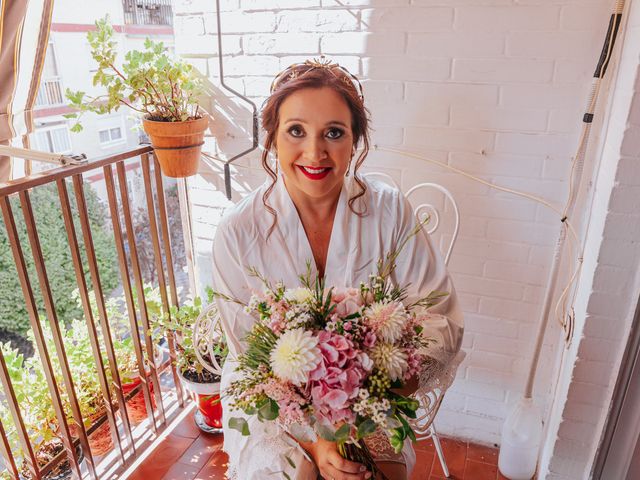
[370,342,409,382]
[284,287,314,304]
[270,328,321,385]
[358,388,370,400]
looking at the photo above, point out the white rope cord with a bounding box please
[374,145,583,331]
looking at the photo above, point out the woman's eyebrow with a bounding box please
[283,118,349,127]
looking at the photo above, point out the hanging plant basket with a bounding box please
[142,116,208,178]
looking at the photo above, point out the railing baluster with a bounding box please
[56,178,127,464]
[0,145,192,477]
[103,164,158,434]
[18,189,97,479]
[116,161,166,425]
[141,154,184,407]
[71,174,138,455]
[152,154,185,405]
[0,349,37,479]
[0,195,80,479]
[0,417,19,479]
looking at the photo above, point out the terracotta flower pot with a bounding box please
[142,115,208,178]
[178,370,222,432]
[87,414,114,457]
[122,375,156,425]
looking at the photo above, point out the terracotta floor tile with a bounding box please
[464,459,498,480]
[430,437,467,479]
[131,434,196,478]
[177,433,223,469]
[195,449,230,480]
[162,462,201,480]
[414,438,436,452]
[171,412,203,439]
[411,451,434,479]
[467,443,499,465]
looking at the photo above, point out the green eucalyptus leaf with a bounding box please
[316,424,336,442]
[229,417,250,436]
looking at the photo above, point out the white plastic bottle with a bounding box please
[498,398,543,480]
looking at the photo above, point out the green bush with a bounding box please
[0,181,119,336]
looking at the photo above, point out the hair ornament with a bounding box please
[269,55,364,102]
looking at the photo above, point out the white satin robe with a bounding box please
[211,174,464,480]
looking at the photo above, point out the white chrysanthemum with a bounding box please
[270,328,321,385]
[284,287,314,304]
[370,343,409,382]
[365,302,407,343]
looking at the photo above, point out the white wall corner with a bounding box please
[539,1,640,477]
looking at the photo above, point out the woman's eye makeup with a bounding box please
[286,125,345,139]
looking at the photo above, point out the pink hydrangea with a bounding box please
[308,331,372,425]
[332,288,363,318]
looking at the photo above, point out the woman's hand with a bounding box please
[302,437,372,480]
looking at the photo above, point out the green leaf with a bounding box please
[258,398,279,421]
[62,113,77,119]
[334,423,350,442]
[356,419,377,440]
[316,424,336,442]
[228,417,250,436]
[284,455,296,469]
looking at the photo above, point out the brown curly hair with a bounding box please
[260,63,372,234]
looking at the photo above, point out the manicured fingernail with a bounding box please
[359,466,366,472]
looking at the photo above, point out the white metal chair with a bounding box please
[363,172,461,478]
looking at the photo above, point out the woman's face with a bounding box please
[275,87,354,203]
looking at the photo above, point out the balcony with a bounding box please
[122,0,173,27]
[34,77,65,109]
[0,146,507,480]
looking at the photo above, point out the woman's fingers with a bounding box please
[326,451,371,479]
[320,463,371,480]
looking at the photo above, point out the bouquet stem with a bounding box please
[338,441,391,480]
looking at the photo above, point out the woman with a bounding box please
[212,57,464,480]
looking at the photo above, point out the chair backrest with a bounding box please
[361,172,460,265]
[193,302,225,376]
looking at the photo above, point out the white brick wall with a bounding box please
[172,0,636,464]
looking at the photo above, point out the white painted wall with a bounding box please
[173,0,625,452]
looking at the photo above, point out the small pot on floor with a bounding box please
[178,368,222,433]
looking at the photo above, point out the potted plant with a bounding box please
[0,341,86,480]
[65,16,207,178]
[105,288,164,425]
[152,287,227,432]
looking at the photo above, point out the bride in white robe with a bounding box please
[211,59,463,480]
[212,174,463,479]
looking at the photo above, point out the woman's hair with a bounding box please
[260,60,372,234]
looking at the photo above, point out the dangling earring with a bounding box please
[345,159,352,177]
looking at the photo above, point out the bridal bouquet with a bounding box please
[219,224,447,478]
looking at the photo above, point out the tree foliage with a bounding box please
[0,181,119,336]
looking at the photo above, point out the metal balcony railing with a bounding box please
[0,147,188,479]
[34,77,65,108]
[122,0,173,27]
